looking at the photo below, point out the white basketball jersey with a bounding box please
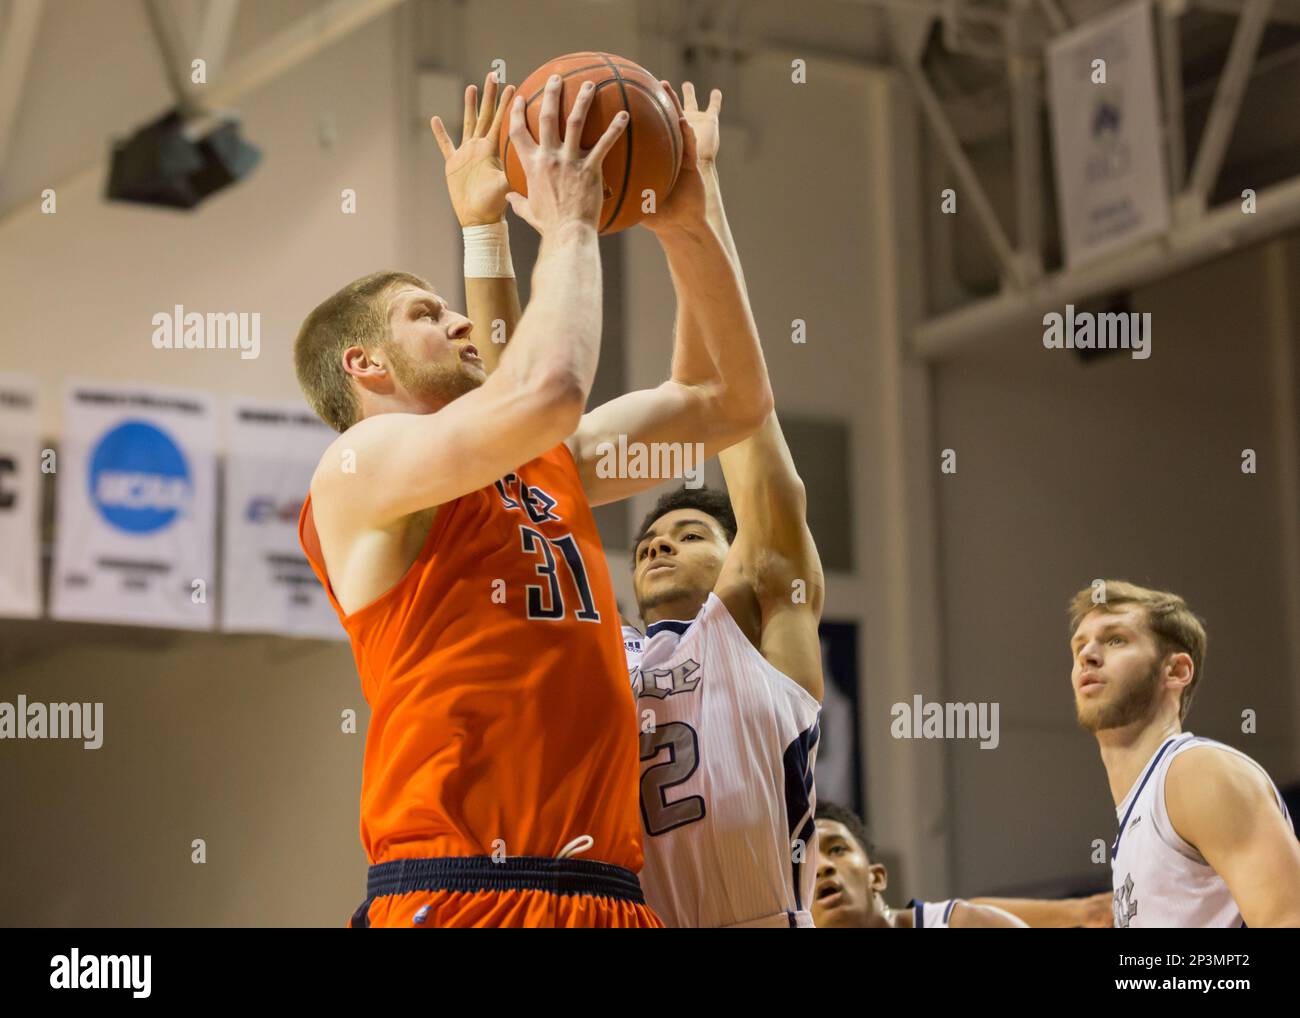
[1111,732,1293,928]
[624,592,822,928]
[910,899,960,928]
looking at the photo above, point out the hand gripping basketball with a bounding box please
[504,74,628,235]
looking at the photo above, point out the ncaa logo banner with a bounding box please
[1046,0,1170,267]
[221,399,342,639]
[0,374,42,619]
[52,381,217,629]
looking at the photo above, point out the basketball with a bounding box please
[500,52,683,234]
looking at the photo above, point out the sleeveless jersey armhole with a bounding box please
[705,593,823,715]
[303,495,449,623]
[1161,740,1292,865]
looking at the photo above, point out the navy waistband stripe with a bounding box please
[365,855,646,904]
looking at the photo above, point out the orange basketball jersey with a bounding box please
[299,443,643,873]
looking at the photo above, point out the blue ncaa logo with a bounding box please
[88,419,191,533]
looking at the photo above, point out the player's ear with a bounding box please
[1164,651,1194,689]
[343,345,386,380]
[868,862,889,895]
[342,345,395,401]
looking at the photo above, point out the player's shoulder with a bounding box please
[1167,739,1271,789]
[1165,740,1278,826]
[310,414,414,493]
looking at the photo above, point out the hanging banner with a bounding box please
[816,621,863,818]
[0,375,43,618]
[51,381,217,629]
[221,399,342,639]
[1046,0,1170,267]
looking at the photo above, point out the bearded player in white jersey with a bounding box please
[1069,580,1300,927]
[621,85,824,928]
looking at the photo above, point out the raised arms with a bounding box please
[564,82,773,505]
[679,84,824,699]
[313,77,627,532]
[430,70,521,375]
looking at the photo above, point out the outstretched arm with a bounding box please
[969,892,1113,928]
[565,82,772,505]
[315,78,627,530]
[677,84,823,699]
[430,69,521,375]
[949,902,1030,928]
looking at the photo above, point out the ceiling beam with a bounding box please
[1008,0,1044,282]
[0,0,45,181]
[1159,0,1188,196]
[1195,0,1300,25]
[1183,0,1274,213]
[912,170,1300,359]
[194,0,242,83]
[895,44,1023,287]
[143,0,205,118]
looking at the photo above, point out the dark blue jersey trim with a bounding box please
[1113,735,1187,861]
[646,618,693,638]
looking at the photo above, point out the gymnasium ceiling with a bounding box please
[3,0,1299,226]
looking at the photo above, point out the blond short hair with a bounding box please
[293,270,433,432]
[1068,580,1208,723]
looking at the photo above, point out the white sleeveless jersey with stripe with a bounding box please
[1111,732,1293,928]
[910,899,960,928]
[623,592,822,928]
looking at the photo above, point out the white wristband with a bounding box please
[463,221,515,278]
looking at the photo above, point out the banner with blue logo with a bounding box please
[221,399,342,639]
[0,374,42,619]
[1046,0,1169,267]
[51,382,217,628]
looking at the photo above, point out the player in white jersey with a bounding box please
[1068,580,1300,927]
[620,83,825,929]
[621,598,820,928]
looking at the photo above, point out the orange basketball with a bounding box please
[501,53,683,234]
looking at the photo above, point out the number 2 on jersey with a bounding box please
[639,722,706,835]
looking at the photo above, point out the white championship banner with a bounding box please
[0,374,43,618]
[51,381,217,629]
[221,399,342,639]
[1046,0,1169,267]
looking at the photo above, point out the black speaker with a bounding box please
[107,110,260,209]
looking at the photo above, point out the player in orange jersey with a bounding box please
[293,71,771,927]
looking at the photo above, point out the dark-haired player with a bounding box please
[622,83,823,928]
[813,801,1104,929]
